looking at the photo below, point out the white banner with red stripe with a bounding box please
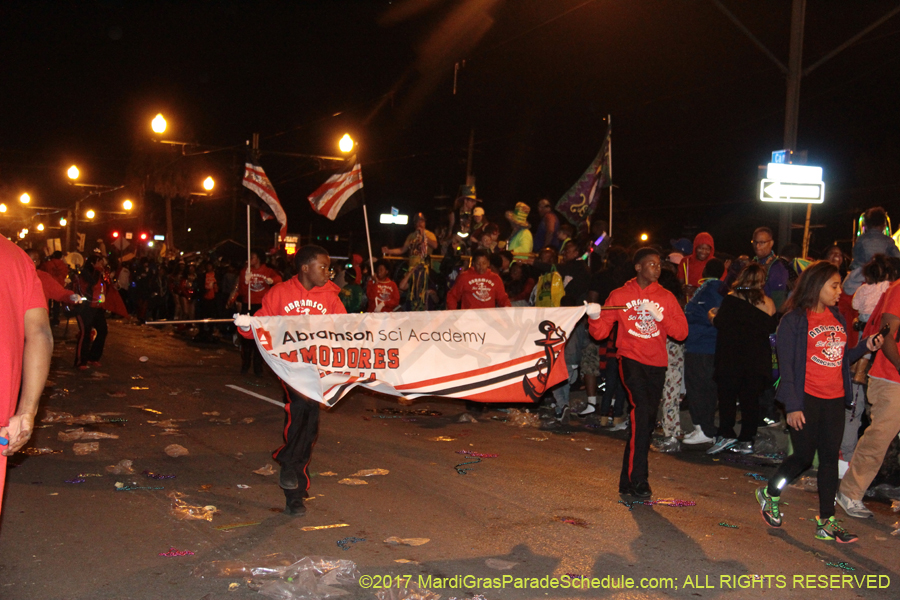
[249,306,586,406]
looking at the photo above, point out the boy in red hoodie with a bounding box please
[587,248,688,498]
[677,232,715,290]
[446,249,512,310]
[236,245,345,516]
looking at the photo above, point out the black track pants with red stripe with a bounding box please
[272,384,320,503]
[619,357,667,490]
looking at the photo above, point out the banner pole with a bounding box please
[607,114,613,240]
[363,203,376,276]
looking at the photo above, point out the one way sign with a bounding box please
[759,180,825,203]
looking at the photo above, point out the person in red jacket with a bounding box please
[40,251,70,326]
[235,245,344,516]
[587,247,689,499]
[366,260,400,313]
[27,250,82,306]
[446,249,512,310]
[73,255,108,370]
[227,250,283,375]
[677,232,715,292]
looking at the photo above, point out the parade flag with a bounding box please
[555,126,611,235]
[243,162,288,241]
[248,306,586,406]
[307,156,363,221]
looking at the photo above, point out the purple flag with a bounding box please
[555,127,611,235]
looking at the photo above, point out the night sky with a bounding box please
[2,0,900,258]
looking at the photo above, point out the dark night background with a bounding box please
[2,0,899,258]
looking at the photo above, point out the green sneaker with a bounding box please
[755,486,782,527]
[815,516,858,543]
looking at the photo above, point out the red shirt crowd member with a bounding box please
[366,260,400,313]
[74,255,109,370]
[229,250,283,376]
[236,245,345,516]
[446,249,512,310]
[0,237,53,518]
[27,250,80,305]
[677,231,715,290]
[40,252,69,287]
[587,248,688,499]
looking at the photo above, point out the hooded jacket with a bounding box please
[446,268,511,310]
[677,232,715,288]
[589,278,688,367]
[238,278,345,339]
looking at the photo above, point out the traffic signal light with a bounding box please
[112,231,120,239]
[139,232,148,241]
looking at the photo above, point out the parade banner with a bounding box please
[249,306,587,406]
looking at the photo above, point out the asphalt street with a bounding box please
[0,318,898,600]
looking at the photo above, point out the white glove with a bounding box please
[374,297,385,313]
[233,313,252,331]
[69,294,83,304]
[640,300,664,321]
[585,302,602,319]
[265,277,274,285]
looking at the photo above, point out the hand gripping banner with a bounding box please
[249,306,587,406]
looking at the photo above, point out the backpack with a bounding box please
[534,266,565,307]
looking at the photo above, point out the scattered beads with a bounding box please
[336,536,365,551]
[456,450,498,458]
[745,472,769,481]
[618,498,697,510]
[826,561,855,572]
[115,484,164,492]
[78,473,103,477]
[143,469,176,480]
[64,478,86,484]
[454,458,481,475]
[718,522,739,528]
[159,547,194,557]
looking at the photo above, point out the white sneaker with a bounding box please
[609,419,629,432]
[682,425,715,445]
[578,403,596,416]
[836,491,874,518]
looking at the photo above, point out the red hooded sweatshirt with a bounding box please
[589,278,688,367]
[446,268,511,310]
[677,232,715,288]
[238,278,345,339]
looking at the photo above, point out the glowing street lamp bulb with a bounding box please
[203,176,215,191]
[20,228,28,238]
[59,217,67,226]
[123,199,133,211]
[20,193,31,204]
[151,113,167,134]
[37,223,45,231]
[640,233,649,241]
[0,203,6,213]
[339,134,354,153]
[67,165,80,180]
[86,209,96,219]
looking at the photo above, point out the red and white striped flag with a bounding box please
[243,162,287,241]
[307,156,363,221]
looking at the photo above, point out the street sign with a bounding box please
[391,206,399,217]
[380,213,409,225]
[759,180,824,203]
[759,162,825,203]
[771,149,789,164]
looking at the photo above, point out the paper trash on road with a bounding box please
[338,478,367,485]
[383,537,430,546]
[106,459,135,474]
[168,491,216,521]
[349,469,389,477]
[164,444,189,457]
[73,442,99,455]
[254,464,276,476]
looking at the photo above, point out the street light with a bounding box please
[19,228,28,238]
[59,217,67,226]
[203,176,215,191]
[640,233,649,241]
[37,223,45,231]
[85,209,96,219]
[67,165,80,180]
[339,134,354,153]
[123,199,134,211]
[0,203,6,213]
[151,113,167,134]
[20,193,31,204]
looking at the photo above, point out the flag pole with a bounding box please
[607,114,613,240]
[247,133,260,308]
[361,182,376,276]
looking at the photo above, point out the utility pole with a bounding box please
[780,0,805,250]
[465,128,475,188]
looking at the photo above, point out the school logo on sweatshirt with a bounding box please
[469,277,495,303]
[813,331,844,366]
[625,299,663,338]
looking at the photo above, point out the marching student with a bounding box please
[587,248,688,498]
[755,261,882,543]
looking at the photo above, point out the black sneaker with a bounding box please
[284,500,306,516]
[755,486,782,527]
[279,464,299,490]
[815,516,858,543]
[632,481,652,499]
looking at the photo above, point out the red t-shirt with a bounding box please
[804,309,846,399]
[446,269,511,310]
[236,265,282,305]
[366,279,400,313]
[0,237,47,426]
[203,272,217,301]
[867,280,900,383]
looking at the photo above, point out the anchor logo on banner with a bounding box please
[522,320,567,400]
